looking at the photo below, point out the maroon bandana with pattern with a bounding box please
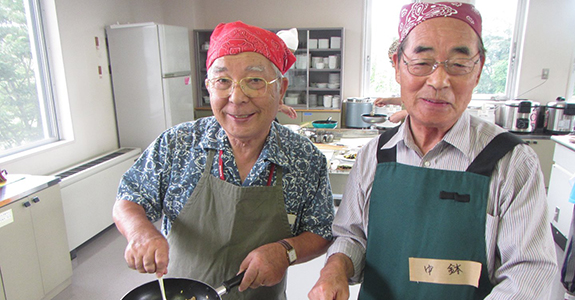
[398,2,482,42]
[206,21,296,74]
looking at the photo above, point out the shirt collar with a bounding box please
[383,112,472,159]
[442,111,472,157]
[197,118,289,168]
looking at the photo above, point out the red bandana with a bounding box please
[398,2,482,42]
[206,21,296,74]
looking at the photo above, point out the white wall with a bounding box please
[516,0,575,103]
[2,0,574,176]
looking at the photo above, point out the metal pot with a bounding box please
[344,98,373,128]
[544,97,575,134]
[495,100,540,133]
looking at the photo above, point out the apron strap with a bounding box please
[376,126,400,163]
[466,132,525,177]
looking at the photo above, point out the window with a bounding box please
[0,0,58,158]
[364,0,525,100]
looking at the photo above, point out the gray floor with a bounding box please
[52,224,567,300]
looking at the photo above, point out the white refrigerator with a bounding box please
[106,22,195,151]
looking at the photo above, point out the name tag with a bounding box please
[409,257,482,288]
[287,214,296,225]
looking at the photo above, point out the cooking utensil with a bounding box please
[361,113,388,130]
[158,276,168,300]
[122,272,244,300]
[361,113,387,124]
[312,117,338,129]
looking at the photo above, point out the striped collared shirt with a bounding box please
[328,112,557,299]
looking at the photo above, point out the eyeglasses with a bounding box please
[207,76,280,98]
[402,52,480,76]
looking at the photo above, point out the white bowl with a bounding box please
[327,83,340,89]
[284,96,298,105]
[316,83,328,88]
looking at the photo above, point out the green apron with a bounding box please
[358,128,523,300]
[167,149,293,300]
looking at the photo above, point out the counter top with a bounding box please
[551,134,575,152]
[0,175,60,208]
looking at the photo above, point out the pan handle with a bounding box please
[216,271,245,296]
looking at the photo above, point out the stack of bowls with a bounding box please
[328,73,340,89]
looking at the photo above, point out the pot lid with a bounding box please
[505,99,540,107]
[547,96,568,108]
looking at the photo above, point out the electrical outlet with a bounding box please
[541,68,549,80]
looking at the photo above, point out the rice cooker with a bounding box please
[495,100,540,133]
[544,97,575,134]
[344,97,373,128]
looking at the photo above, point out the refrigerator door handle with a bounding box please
[163,71,191,78]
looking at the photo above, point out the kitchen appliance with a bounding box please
[495,100,540,133]
[122,272,244,300]
[544,97,575,134]
[345,98,373,128]
[106,23,194,150]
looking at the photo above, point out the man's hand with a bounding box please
[124,230,169,276]
[113,199,170,277]
[308,253,354,300]
[237,242,289,291]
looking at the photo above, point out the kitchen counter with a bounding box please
[551,134,575,151]
[0,174,60,208]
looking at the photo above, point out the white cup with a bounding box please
[328,55,338,69]
[312,57,322,66]
[308,39,318,49]
[323,95,333,108]
[332,96,341,108]
[330,37,341,49]
[316,62,325,69]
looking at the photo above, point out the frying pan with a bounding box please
[122,272,244,300]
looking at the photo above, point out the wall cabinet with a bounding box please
[0,177,72,300]
[194,27,344,111]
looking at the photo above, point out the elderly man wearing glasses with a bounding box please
[113,21,334,300]
[309,2,556,300]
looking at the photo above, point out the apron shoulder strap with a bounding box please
[466,132,525,177]
[376,126,400,163]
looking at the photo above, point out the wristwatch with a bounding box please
[278,239,297,265]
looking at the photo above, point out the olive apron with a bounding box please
[167,149,293,300]
[358,128,523,300]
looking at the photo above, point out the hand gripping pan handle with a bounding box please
[214,271,245,296]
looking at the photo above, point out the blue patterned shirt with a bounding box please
[117,116,334,240]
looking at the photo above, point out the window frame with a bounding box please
[362,0,529,101]
[0,0,60,158]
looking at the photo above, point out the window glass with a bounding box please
[0,0,58,158]
[365,0,522,100]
